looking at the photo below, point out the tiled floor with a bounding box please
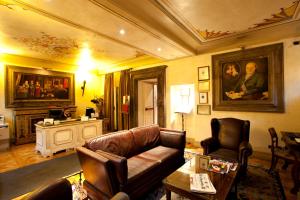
[0,143,298,199]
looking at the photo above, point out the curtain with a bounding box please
[118,69,130,130]
[104,73,114,132]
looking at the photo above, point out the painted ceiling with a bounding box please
[0,0,299,71]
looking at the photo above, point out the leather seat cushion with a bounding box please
[127,156,159,182]
[208,148,238,162]
[137,146,180,163]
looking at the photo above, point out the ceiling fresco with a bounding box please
[0,0,299,70]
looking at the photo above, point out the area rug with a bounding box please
[236,165,286,200]
[0,153,80,200]
[143,165,286,200]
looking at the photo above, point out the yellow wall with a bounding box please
[0,54,104,138]
[141,37,300,153]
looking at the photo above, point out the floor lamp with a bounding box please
[175,111,190,131]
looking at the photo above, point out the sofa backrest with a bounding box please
[85,130,135,158]
[130,124,160,155]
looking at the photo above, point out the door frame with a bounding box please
[130,66,167,128]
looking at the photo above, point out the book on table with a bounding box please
[189,173,216,194]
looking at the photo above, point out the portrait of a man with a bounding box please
[222,58,268,100]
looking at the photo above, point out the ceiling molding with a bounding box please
[294,1,300,19]
[8,0,166,60]
[153,0,300,44]
[88,0,195,55]
[151,0,204,43]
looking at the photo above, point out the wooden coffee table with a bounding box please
[163,157,239,200]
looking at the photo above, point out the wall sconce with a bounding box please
[81,80,86,96]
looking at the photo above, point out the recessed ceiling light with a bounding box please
[119,29,125,35]
[157,47,162,52]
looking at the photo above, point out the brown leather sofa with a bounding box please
[77,124,186,200]
[200,118,252,176]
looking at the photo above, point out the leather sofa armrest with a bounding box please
[22,178,72,200]
[76,147,118,197]
[110,192,130,200]
[200,137,219,155]
[159,128,186,151]
[96,150,128,185]
[239,141,253,164]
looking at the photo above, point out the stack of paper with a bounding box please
[190,173,216,194]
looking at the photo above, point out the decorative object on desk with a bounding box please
[85,107,95,118]
[43,118,54,125]
[199,92,208,104]
[195,155,210,170]
[91,96,104,118]
[5,65,75,108]
[81,80,86,96]
[198,80,210,92]
[198,66,210,81]
[212,43,284,112]
[80,116,89,121]
[197,105,211,115]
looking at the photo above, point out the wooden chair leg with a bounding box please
[269,156,278,173]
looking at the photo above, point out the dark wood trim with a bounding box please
[130,66,167,128]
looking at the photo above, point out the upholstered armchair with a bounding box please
[200,118,253,175]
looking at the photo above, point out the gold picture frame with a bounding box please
[199,92,208,104]
[198,66,210,81]
[198,80,210,92]
[5,65,75,108]
[197,105,211,115]
[195,154,211,170]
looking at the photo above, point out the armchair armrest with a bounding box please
[76,147,118,197]
[200,137,219,155]
[239,141,253,164]
[110,192,130,200]
[159,128,186,151]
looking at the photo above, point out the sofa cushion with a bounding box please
[127,156,159,182]
[208,148,238,162]
[137,146,180,163]
[130,124,160,155]
[85,130,135,158]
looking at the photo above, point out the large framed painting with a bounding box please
[212,43,284,112]
[5,65,75,108]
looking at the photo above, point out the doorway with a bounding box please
[138,79,158,126]
[130,66,166,128]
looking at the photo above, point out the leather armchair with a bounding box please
[21,178,72,200]
[200,118,253,175]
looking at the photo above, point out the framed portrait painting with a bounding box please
[212,43,284,112]
[5,65,75,108]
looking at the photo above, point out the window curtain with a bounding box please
[104,73,114,132]
[118,69,130,130]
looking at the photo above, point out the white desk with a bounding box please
[35,119,102,157]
